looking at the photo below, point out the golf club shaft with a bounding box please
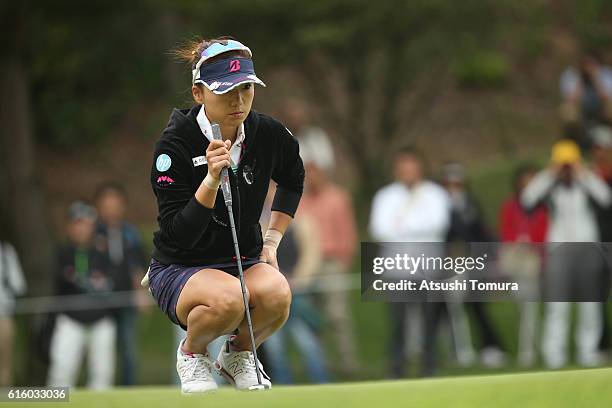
[210,122,262,386]
[227,204,263,386]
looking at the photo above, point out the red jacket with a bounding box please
[499,196,548,243]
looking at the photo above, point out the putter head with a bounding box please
[248,384,266,391]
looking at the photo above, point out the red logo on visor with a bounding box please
[229,60,241,72]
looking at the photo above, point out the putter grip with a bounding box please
[211,123,233,206]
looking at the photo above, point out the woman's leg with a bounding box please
[290,317,330,383]
[518,302,539,367]
[261,323,293,384]
[175,268,245,354]
[388,302,407,378]
[87,317,116,390]
[542,302,570,369]
[115,307,138,386]
[47,314,87,387]
[577,302,603,366]
[0,317,14,386]
[231,263,291,350]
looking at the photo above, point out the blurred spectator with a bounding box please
[590,126,612,354]
[94,183,148,386]
[0,222,27,386]
[442,162,507,370]
[47,201,115,389]
[369,147,450,378]
[298,139,360,377]
[263,183,330,384]
[522,139,611,368]
[591,126,612,185]
[500,164,549,243]
[498,164,548,366]
[283,98,335,173]
[560,50,612,151]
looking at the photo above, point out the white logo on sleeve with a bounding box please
[192,156,207,167]
[156,154,172,172]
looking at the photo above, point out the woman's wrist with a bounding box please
[203,173,221,190]
[263,229,283,251]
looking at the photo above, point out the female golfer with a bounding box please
[147,37,304,393]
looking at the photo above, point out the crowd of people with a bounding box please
[1,51,612,388]
[1,184,149,389]
[260,74,612,379]
[258,51,612,379]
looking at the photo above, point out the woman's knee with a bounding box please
[186,281,247,328]
[181,269,246,309]
[256,276,292,317]
[212,287,247,319]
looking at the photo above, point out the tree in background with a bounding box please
[0,2,54,296]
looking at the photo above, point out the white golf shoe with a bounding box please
[215,341,272,390]
[176,339,218,394]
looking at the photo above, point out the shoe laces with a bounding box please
[227,350,258,378]
[181,353,213,381]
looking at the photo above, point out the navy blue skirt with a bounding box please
[148,257,262,330]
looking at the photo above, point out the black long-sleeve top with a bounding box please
[55,244,114,323]
[150,106,305,266]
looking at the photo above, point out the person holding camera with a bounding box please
[521,139,611,368]
[560,51,612,151]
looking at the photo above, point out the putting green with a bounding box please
[7,367,612,408]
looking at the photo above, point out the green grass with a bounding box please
[8,368,612,408]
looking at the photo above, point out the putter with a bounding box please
[211,123,266,391]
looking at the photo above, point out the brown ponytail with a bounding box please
[172,35,251,69]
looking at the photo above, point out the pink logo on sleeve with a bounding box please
[229,60,241,72]
[156,175,175,187]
